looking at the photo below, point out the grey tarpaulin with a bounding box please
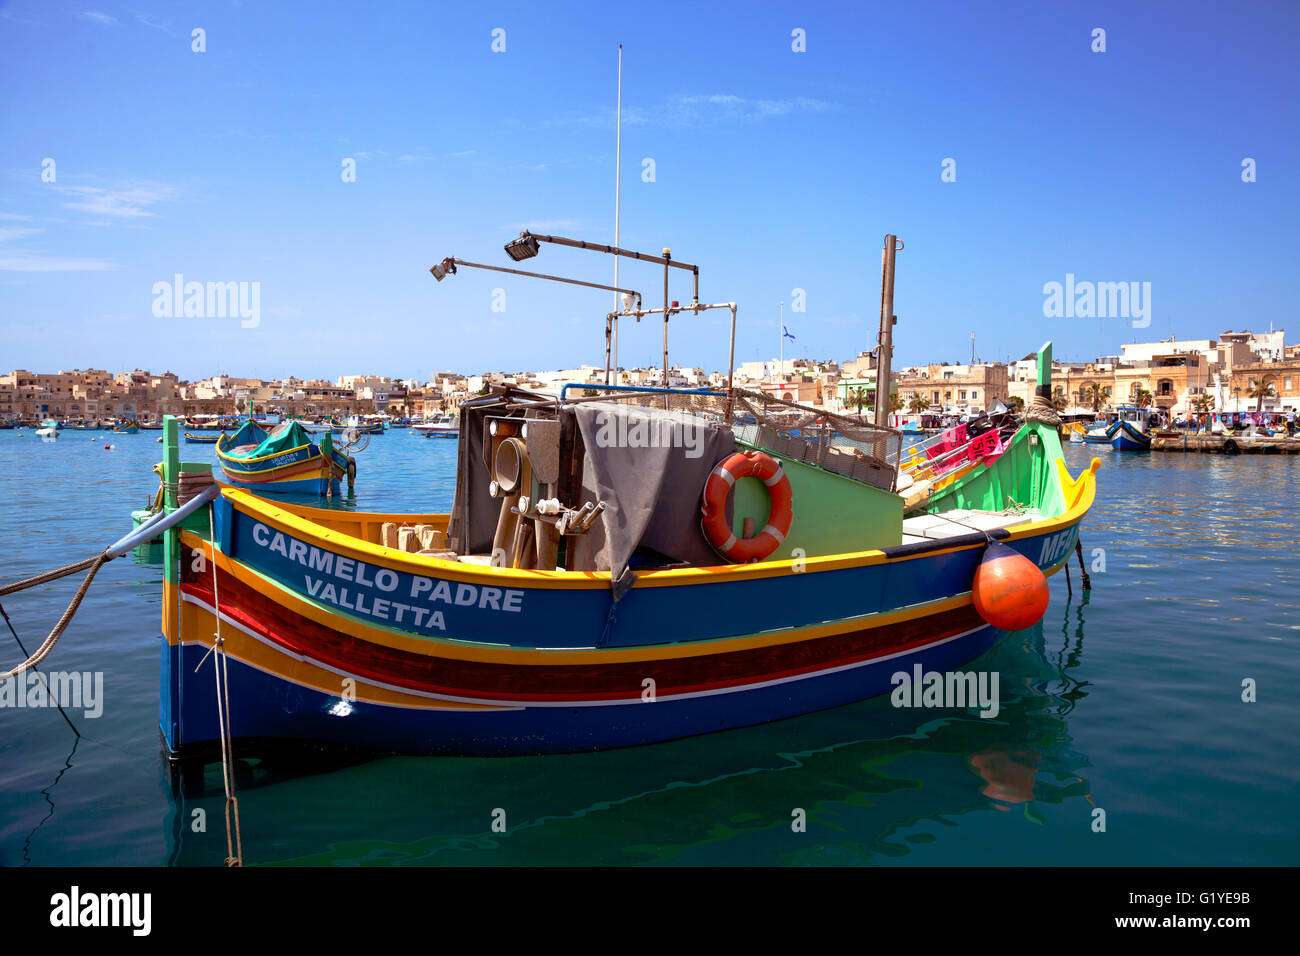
[572,401,736,599]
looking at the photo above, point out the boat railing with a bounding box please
[558,383,903,491]
[892,421,1022,483]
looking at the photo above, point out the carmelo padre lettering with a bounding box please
[250,522,524,632]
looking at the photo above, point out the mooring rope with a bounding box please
[0,556,101,598]
[0,554,107,681]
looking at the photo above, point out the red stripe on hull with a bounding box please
[181,560,987,702]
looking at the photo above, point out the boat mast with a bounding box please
[611,44,622,386]
[874,235,902,429]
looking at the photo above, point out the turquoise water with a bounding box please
[0,429,1296,865]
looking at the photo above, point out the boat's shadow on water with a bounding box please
[164,596,1097,866]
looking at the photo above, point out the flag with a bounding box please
[782,325,796,341]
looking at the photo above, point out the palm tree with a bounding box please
[1133,388,1153,408]
[887,391,904,414]
[1249,378,1276,412]
[1085,382,1105,412]
[1051,394,1069,412]
[1190,393,1214,415]
[849,386,871,415]
[907,393,927,414]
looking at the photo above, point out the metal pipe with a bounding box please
[524,233,697,273]
[436,258,641,304]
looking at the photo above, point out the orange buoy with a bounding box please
[971,540,1049,631]
[104,444,112,450]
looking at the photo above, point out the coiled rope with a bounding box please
[1024,395,1062,426]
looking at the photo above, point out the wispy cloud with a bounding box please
[77,11,118,25]
[446,150,477,158]
[132,11,169,31]
[0,212,34,222]
[550,93,834,129]
[58,181,177,218]
[0,253,118,272]
[0,227,42,242]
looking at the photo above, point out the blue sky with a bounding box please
[1,0,1296,381]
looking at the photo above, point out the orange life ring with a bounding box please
[701,451,794,563]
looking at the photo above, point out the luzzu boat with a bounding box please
[1111,404,1152,450]
[154,316,1099,758]
[184,430,222,444]
[1081,419,1117,444]
[216,419,355,496]
[114,419,140,434]
[331,416,384,436]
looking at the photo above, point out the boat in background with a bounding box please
[331,415,383,436]
[1081,417,1116,445]
[114,419,140,434]
[36,422,59,439]
[1112,405,1152,450]
[413,414,458,437]
[216,419,355,495]
[184,430,222,444]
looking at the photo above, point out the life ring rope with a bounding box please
[701,450,794,563]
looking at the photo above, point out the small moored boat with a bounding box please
[216,419,355,496]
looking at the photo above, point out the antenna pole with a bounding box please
[611,44,622,385]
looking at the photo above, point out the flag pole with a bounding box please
[778,300,784,384]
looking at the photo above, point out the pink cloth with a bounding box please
[926,424,968,461]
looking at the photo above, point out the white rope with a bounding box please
[204,507,243,867]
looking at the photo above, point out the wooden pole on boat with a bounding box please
[874,235,902,432]
[662,250,671,394]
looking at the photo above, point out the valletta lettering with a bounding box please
[250,522,524,632]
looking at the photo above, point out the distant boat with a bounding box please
[331,416,384,435]
[36,423,59,439]
[113,419,140,434]
[1112,405,1152,450]
[413,414,458,437]
[184,430,222,444]
[1081,419,1117,444]
[217,419,355,496]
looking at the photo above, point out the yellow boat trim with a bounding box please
[217,454,1099,590]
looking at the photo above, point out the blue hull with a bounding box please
[1111,422,1151,450]
[160,623,1003,756]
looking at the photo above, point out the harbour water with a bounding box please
[1,430,1296,865]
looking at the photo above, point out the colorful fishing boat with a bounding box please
[1081,419,1117,444]
[1111,405,1152,450]
[113,419,140,434]
[184,430,222,444]
[216,419,355,496]
[151,306,1097,759]
[331,416,384,436]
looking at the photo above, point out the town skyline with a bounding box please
[5,325,1297,422]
